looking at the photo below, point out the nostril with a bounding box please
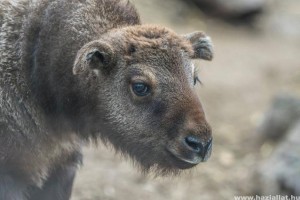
[184,136,203,153]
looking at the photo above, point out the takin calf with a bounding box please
[0,0,214,199]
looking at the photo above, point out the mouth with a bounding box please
[165,140,212,169]
[166,150,198,169]
[166,148,211,169]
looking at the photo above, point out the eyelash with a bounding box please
[194,76,202,85]
[193,67,202,85]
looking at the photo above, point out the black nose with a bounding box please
[184,136,212,158]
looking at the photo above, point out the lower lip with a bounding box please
[166,150,200,169]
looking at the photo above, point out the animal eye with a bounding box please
[132,83,150,96]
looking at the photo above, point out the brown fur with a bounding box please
[0,0,213,199]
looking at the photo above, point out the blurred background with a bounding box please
[72,0,300,199]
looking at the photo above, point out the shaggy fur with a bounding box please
[0,0,213,199]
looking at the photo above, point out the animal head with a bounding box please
[73,25,213,174]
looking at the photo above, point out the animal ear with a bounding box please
[183,31,214,61]
[73,40,115,75]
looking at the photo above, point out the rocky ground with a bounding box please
[72,0,300,199]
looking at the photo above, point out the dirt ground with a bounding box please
[72,0,300,199]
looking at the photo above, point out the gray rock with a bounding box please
[255,94,300,195]
[188,0,266,20]
[257,94,300,142]
[258,121,300,195]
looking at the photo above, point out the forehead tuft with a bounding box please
[123,25,194,56]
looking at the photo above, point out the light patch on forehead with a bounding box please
[181,51,192,70]
[182,59,195,86]
[191,63,195,75]
[179,51,195,86]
